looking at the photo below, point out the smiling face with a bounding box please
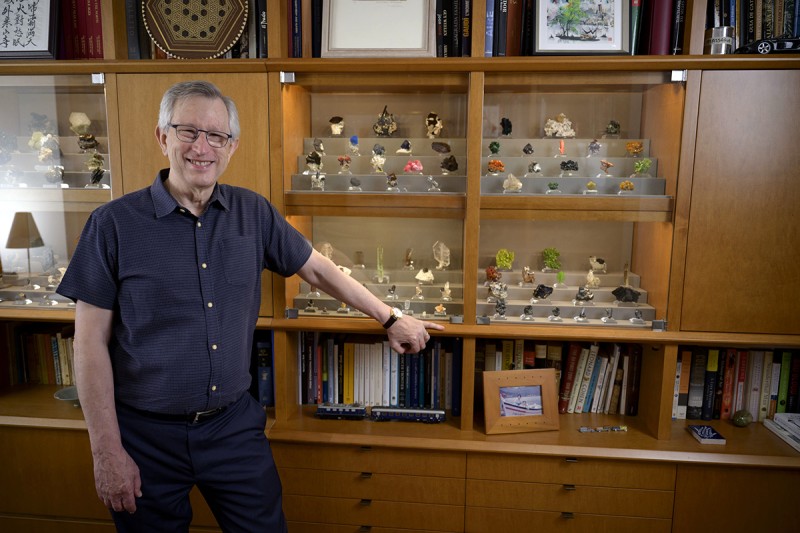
[155,95,239,195]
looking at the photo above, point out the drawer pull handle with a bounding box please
[564,457,579,463]
[358,527,372,532]
[360,446,372,451]
[561,512,575,520]
[360,472,373,479]
[360,499,372,506]
[563,484,576,491]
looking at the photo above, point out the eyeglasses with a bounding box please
[168,123,233,148]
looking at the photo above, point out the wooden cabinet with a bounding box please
[465,453,674,532]
[273,443,466,531]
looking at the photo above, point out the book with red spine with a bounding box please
[720,348,737,420]
[557,342,584,414]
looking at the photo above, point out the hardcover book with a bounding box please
[688,424,726,444]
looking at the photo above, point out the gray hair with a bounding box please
[158,80,241,139]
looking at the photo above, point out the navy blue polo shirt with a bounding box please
[57,170,312,414]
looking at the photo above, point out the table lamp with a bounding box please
[5,212,44,287]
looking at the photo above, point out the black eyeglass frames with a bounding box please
[168,123,233,148]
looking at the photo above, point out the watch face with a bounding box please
[392,307,403,319]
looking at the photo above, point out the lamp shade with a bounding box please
[6,212,44,249]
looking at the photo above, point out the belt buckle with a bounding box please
[192,408,216,424]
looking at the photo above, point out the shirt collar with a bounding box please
[150,169,230,218]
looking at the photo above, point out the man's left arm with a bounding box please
[296,250,444,354]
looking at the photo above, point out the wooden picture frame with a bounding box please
[321,0,436,58]
[483,369,560,435]
[0,0,58,59]
[535,0,630,55]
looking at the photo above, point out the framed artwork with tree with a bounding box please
[535,0,630,54]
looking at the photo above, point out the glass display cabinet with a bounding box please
[0,74,111,310]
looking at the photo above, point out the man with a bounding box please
[56,80,442,531]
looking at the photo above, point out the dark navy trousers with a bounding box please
[113,393,287,532]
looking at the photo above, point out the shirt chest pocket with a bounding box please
[220,237,259,286]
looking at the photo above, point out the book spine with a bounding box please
[484,0,494,57]
[442,1,450,57]
[501,339,514,370]
[676,349,691,419]
[546,342,563,392]
[776,351,793,413]
[732,349,749,412]
[436,0,445,56]
[461,0,471,56]
[123,0,140,59]
[631,0,645,55]
[505,0,523,56]
[701,349,719,420]
[687,348,707,419]
[513,338,524,370]
[758,351,774,421]
[603,345,622,414]
[609,367,624,414]
[720,348,737,420]
[90,0,104,59]
[672,354,682,419]
[650,0,676,55]
[787,353,800,413]
[567,347,590,413]
[494,0,509,57]
[588,352,608,414]
[522,341,536,369]
[768,352,782,419]
[450,0,462,57]
[574,344,599,413]
[558,342,583,414]
[626,345,643,416]
[670,0,687,53]
[451,338,462,416]
[746,350,764,418]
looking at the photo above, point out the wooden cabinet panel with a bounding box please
[280,467,465,505]
[465,507,671,533]
[0,517,116,532]
[272,443,466,478]
[287,523,450,533]
[466,479,673,519]
[673,464,800,533]
[283,495,464,532]
[467,453,675,490]
[680,70,800,334]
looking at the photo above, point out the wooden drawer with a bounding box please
[273,443,466,478]
[284,495,464,532]
[466,507,672,533]
[287,523,454,533]
[466,479,673,518]
[467,453,675,490]
[280,467,465,505]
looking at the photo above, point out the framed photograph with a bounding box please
[483,369,560,435]
[0,0,59,59]
[321,0,436,58]
[535,0,630,55]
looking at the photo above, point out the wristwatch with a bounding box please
[382,307,403,329]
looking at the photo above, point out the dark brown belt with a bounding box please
[125,404,228,424]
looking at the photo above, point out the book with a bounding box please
[567,345,590,413]
[505,0,524,56]
[625,344,643,416]
[608,367,625,414]
[493,0,509,57]
[763,418,800,453]
[534,342,547,368]
[512,338,524,370]
[520,0,535,55]
[631,0,645,54]
[484,0,495,56]
[758,350,774,421]
[672,350,682,419]
[558,342,584,414]
[787,353,800,413]
[701,348,720,420]
[646,0,675,55]
[676,349,692,419]
[500,339,514,370]
[450,0,462,58]
[720,348,737,420]
[589,346,610,414]
[619,352,631,415]
[256,0,268,57]
[688,424,727,445]
[522,341,537,369]
[686,347,707,419]
[602,344,622,414]
[460,0,472,56]
[732,349,749,413]
[670,0,687,53]
[773,412,800,436]
[746,350,764,419]
[768,351,782,419]
[546,342,564,391]
[574,343,599,413]
[776,351,793,413]
[451,338,463,416]
[255,338,274,407]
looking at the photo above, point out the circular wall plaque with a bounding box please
[143,0,248,59]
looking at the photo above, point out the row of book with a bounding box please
[763,412,800,452]
[0,323,75,387]
[672,346,800,422]
[298,333,463,414]
[476,339,643,416]
[58,0,104,59]
[707,0,800,49]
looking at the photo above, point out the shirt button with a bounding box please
[197,221,202,228]
[207,302,213,308]
[179,208,186,214]
[211,344,218,350]
[211,385,217,392]
[201,263,207,269]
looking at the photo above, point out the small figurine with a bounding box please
[329,116,344,135]
[304,151,323,174]
[500,117,512,136]
[487,159,505,174]
[403,248,415,270]
[337,301,351,313]
[313,138,325,154]
[612,286,641,303]
[310,171,325,191]
[520,305,535,321]
[597,159,614,177]
[432,240,450,270]
[370,144,386,173]
[396,139,412,154]
[347,176,362,191]
[520,266,535,286]
[431,141,451,155]
[503,173,522,193]
[522,143,534,155]
[440,281,452,301]
[524,161,542,177]
[305,300,318,312]
[412,285,425,300]
[440,155,458,174]
[601,308,616,324]
[488,141,501,155]
[546,181,561,194]
[554,270,567,288]
[337,154,352,173]
[583,180,598,194]
[69,112,98,152]
[629,309,646,324]
[373,105,397,137]
[415,267,435,284]
[587,139,601,157]
[425,112,443,138]
[543,113,576,138]
[589,256,607,273]
[574,286,594,302]
[387,284,398,300]
[631,158,653,178]
[404,159,423,174]
[86,151,106,185]
[426,175,441,192]
[348,135,360,155]
[496,248,515,270]
[555,139,566,157]
[386,172,399,192]
[45,165,65,184]
[574,308,588,322]
[618,180,635,194]
[434,303,447,316]
[626,141,644,157]
[541,247,561,271]
[531,284,553,302]
[548,306,562,322]
[490,282,508,318]
[485,265,502,285]
[604,120,621,137]
[586,270,601,289]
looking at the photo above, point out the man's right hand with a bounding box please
[93,448,142,513]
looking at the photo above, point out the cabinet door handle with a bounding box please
[358,527,372,532]
[360,472,373,479]
[360,499,372,506]
[561,512,575,519]
[562,484,576,491]
[359,446,372,452]
[564,457,579,463]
